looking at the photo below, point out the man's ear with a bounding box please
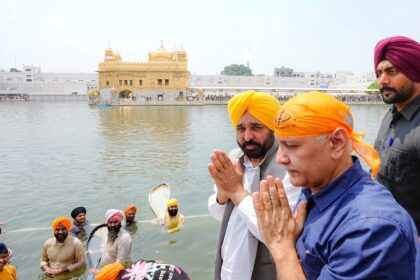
[329,128,348,159]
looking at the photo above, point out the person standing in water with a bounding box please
[164,199,184,233]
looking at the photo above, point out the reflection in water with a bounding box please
[97,106,191,185]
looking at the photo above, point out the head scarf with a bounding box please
[52,217,72,231]
[95,262,125,280]
[374,36,420,82]
[167,198,178,208]
[0,243,8,254]
[274,91,380,177]
[124,205,137,216]
[71,206,86,219]
[228,91,281,131]
[105,209,125,225]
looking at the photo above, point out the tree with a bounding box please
[221,64,253,76]
[368,80,378,89]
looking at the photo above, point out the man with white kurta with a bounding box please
[208,91,300,280]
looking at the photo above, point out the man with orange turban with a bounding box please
[124,205,137,227]
[373,36,420,236]
[208,91,300,280]
[40,216,85,277]
[252,91,420,279]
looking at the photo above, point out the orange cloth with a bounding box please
[274,91,380,177]
[228,91,281,131]
[124,205,137,216]
[95,262,124,280]
[52,217,72,231]
[0,265,16,280]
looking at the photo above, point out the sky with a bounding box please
[0,0,419,75]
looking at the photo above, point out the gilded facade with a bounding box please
[98,42,189,99]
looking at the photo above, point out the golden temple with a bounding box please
[97,42,189,100]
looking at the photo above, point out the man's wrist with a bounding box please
[231,188,249,206]
[271,247,299,266]
[216,194,228,205]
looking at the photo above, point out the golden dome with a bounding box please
[148,41,175,62]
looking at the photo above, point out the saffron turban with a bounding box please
[95,262,124,280]
[228,91,281,131]
[105,209,125,224]
[274,91,380,177]
[374,36,420,82]
[124,205,137,216]
[71,206,86,219]
[167,198,178,208]
[52,217,72,231]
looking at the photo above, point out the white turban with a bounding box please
[105,209,126,226]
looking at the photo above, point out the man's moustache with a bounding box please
[243,141,262,147]
[380,86,397,94]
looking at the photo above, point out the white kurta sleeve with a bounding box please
[208,184,227,222]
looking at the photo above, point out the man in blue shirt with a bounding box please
[253,91,420,279]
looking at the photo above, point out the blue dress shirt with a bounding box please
[296,157,420,279]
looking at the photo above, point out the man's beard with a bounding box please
[107,224,121,244]
[168,209,178,217]
[237,132,274,159]
[126,217,135,225]
[54,232,68,243]
[380,84,415,104]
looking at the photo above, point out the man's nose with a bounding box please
[244,129,253,141]
[276,148,290,164]
[378,73,389,87]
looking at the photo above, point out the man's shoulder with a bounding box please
[69,235,83,247]
[43,237,56,247]
[339,180,415,235]
[119,229,132,241]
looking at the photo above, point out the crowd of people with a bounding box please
[1,35,419,280]
[0,199,186,280]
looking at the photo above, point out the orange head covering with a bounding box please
[228,91,280,131]
[52,217,72,231]
[274,91,380,178]
[95,263,125,280]
[124,205,137,216]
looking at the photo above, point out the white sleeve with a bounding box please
[282,173,301,211]
[236,195,263,241]
[236,174,302,242]
[208,184,227,222]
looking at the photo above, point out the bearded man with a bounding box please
[40,217,85,277]
[373,36,420,234]
[208,91,300,280]
[164,198,185,234]
[124,205,137,227]
[100,209,132,267]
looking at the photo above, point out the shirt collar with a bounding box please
[392,95,420,121]
[303,157,365,212]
